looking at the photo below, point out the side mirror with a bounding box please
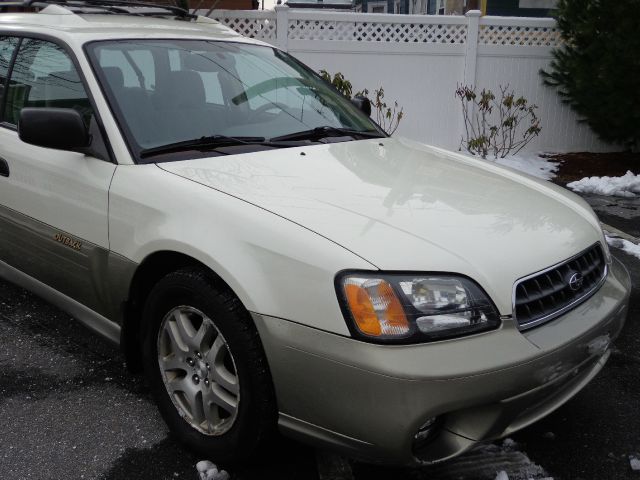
[19,108,90,152]
[351,96,372,117]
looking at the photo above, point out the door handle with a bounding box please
[0,157,8,177]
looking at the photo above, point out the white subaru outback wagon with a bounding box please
[0,0,631,466]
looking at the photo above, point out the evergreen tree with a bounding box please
[541,0,640,149]
[174,0,190,11]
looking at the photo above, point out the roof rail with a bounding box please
[21,0,197,19]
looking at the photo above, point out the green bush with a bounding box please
[540,0,640,149]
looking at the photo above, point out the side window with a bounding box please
[169,49,223,105]
[168,49,180,71]
[198,72,224,105]
[4,39,109,161]
[0,36,19,120]
[128,50,155,90]
[99,49,141,88]
[5,39,93,126]
[98,48,156,91]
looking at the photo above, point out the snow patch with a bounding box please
[567,171,640,197]
[495,153,558,181]
[606,236,640,260]
[436,441,553,480]
[196,461,230,480]
[493,467,555,480]
[502,438,517,449]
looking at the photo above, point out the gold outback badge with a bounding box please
[53,233,82,251]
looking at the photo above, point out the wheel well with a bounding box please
[122,251,235,372]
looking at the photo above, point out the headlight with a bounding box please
[336,272,500,343]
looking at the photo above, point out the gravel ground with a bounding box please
[1,249,638,480]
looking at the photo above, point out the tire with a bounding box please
[142,267,277,463]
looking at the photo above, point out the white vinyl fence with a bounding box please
[208,7,611,153]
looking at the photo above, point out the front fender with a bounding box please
[108,164,375,335]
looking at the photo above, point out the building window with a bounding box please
[367,1,387,12]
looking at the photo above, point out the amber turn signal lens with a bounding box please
[345,283,381,336]
[343,278,410,337]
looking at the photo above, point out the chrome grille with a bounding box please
[514,244,607,330]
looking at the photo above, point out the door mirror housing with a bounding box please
[19,108,90,152]
[351,96,372,117]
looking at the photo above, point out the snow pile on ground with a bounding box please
[428,438,553,480]
[494,468,555,480]
[630,455,640,471]
[196,461,230,480]
[606,235,640,261]
[567,171,640,197]
[495,153,559,181]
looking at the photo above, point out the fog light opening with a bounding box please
[412,416,441,452]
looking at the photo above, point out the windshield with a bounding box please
[86,40,383,162]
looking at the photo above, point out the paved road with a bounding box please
[581,193,640,239]
[1,249,638,480]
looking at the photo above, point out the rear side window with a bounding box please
[0,36,19,120]
[4,38,94,126]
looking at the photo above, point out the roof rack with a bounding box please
[19,0,197,19]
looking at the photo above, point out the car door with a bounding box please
[0,36,116,318]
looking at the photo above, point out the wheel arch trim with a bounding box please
[121,248,251,372]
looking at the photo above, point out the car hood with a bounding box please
[158,137,606,314]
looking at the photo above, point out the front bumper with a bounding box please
[252,257,631,466]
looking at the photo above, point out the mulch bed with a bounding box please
[543,152,640,186]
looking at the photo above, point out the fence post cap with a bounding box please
[465,9,482,17]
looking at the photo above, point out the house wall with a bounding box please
[286,0,354,8]
[189,0,257,9]
[210,8,615,153]
[485,0,554,17]
[358,0,410,13]
[408,0,554,16]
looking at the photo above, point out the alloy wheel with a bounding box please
[157,306,240,436]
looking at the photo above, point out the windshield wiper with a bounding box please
[139,135,269,159]
[270,126,385,143]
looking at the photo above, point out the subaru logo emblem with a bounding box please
[568,272,584,291]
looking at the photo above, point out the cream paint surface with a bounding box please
[158,137,606,315]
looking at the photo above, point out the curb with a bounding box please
[601,223,640,245]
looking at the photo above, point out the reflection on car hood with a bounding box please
[158,137,605,314]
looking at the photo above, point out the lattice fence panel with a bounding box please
[288,20,467,44]
[216,16,277,41]
[479,25,561,47]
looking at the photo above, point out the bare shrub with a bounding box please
[456,84,541,159]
